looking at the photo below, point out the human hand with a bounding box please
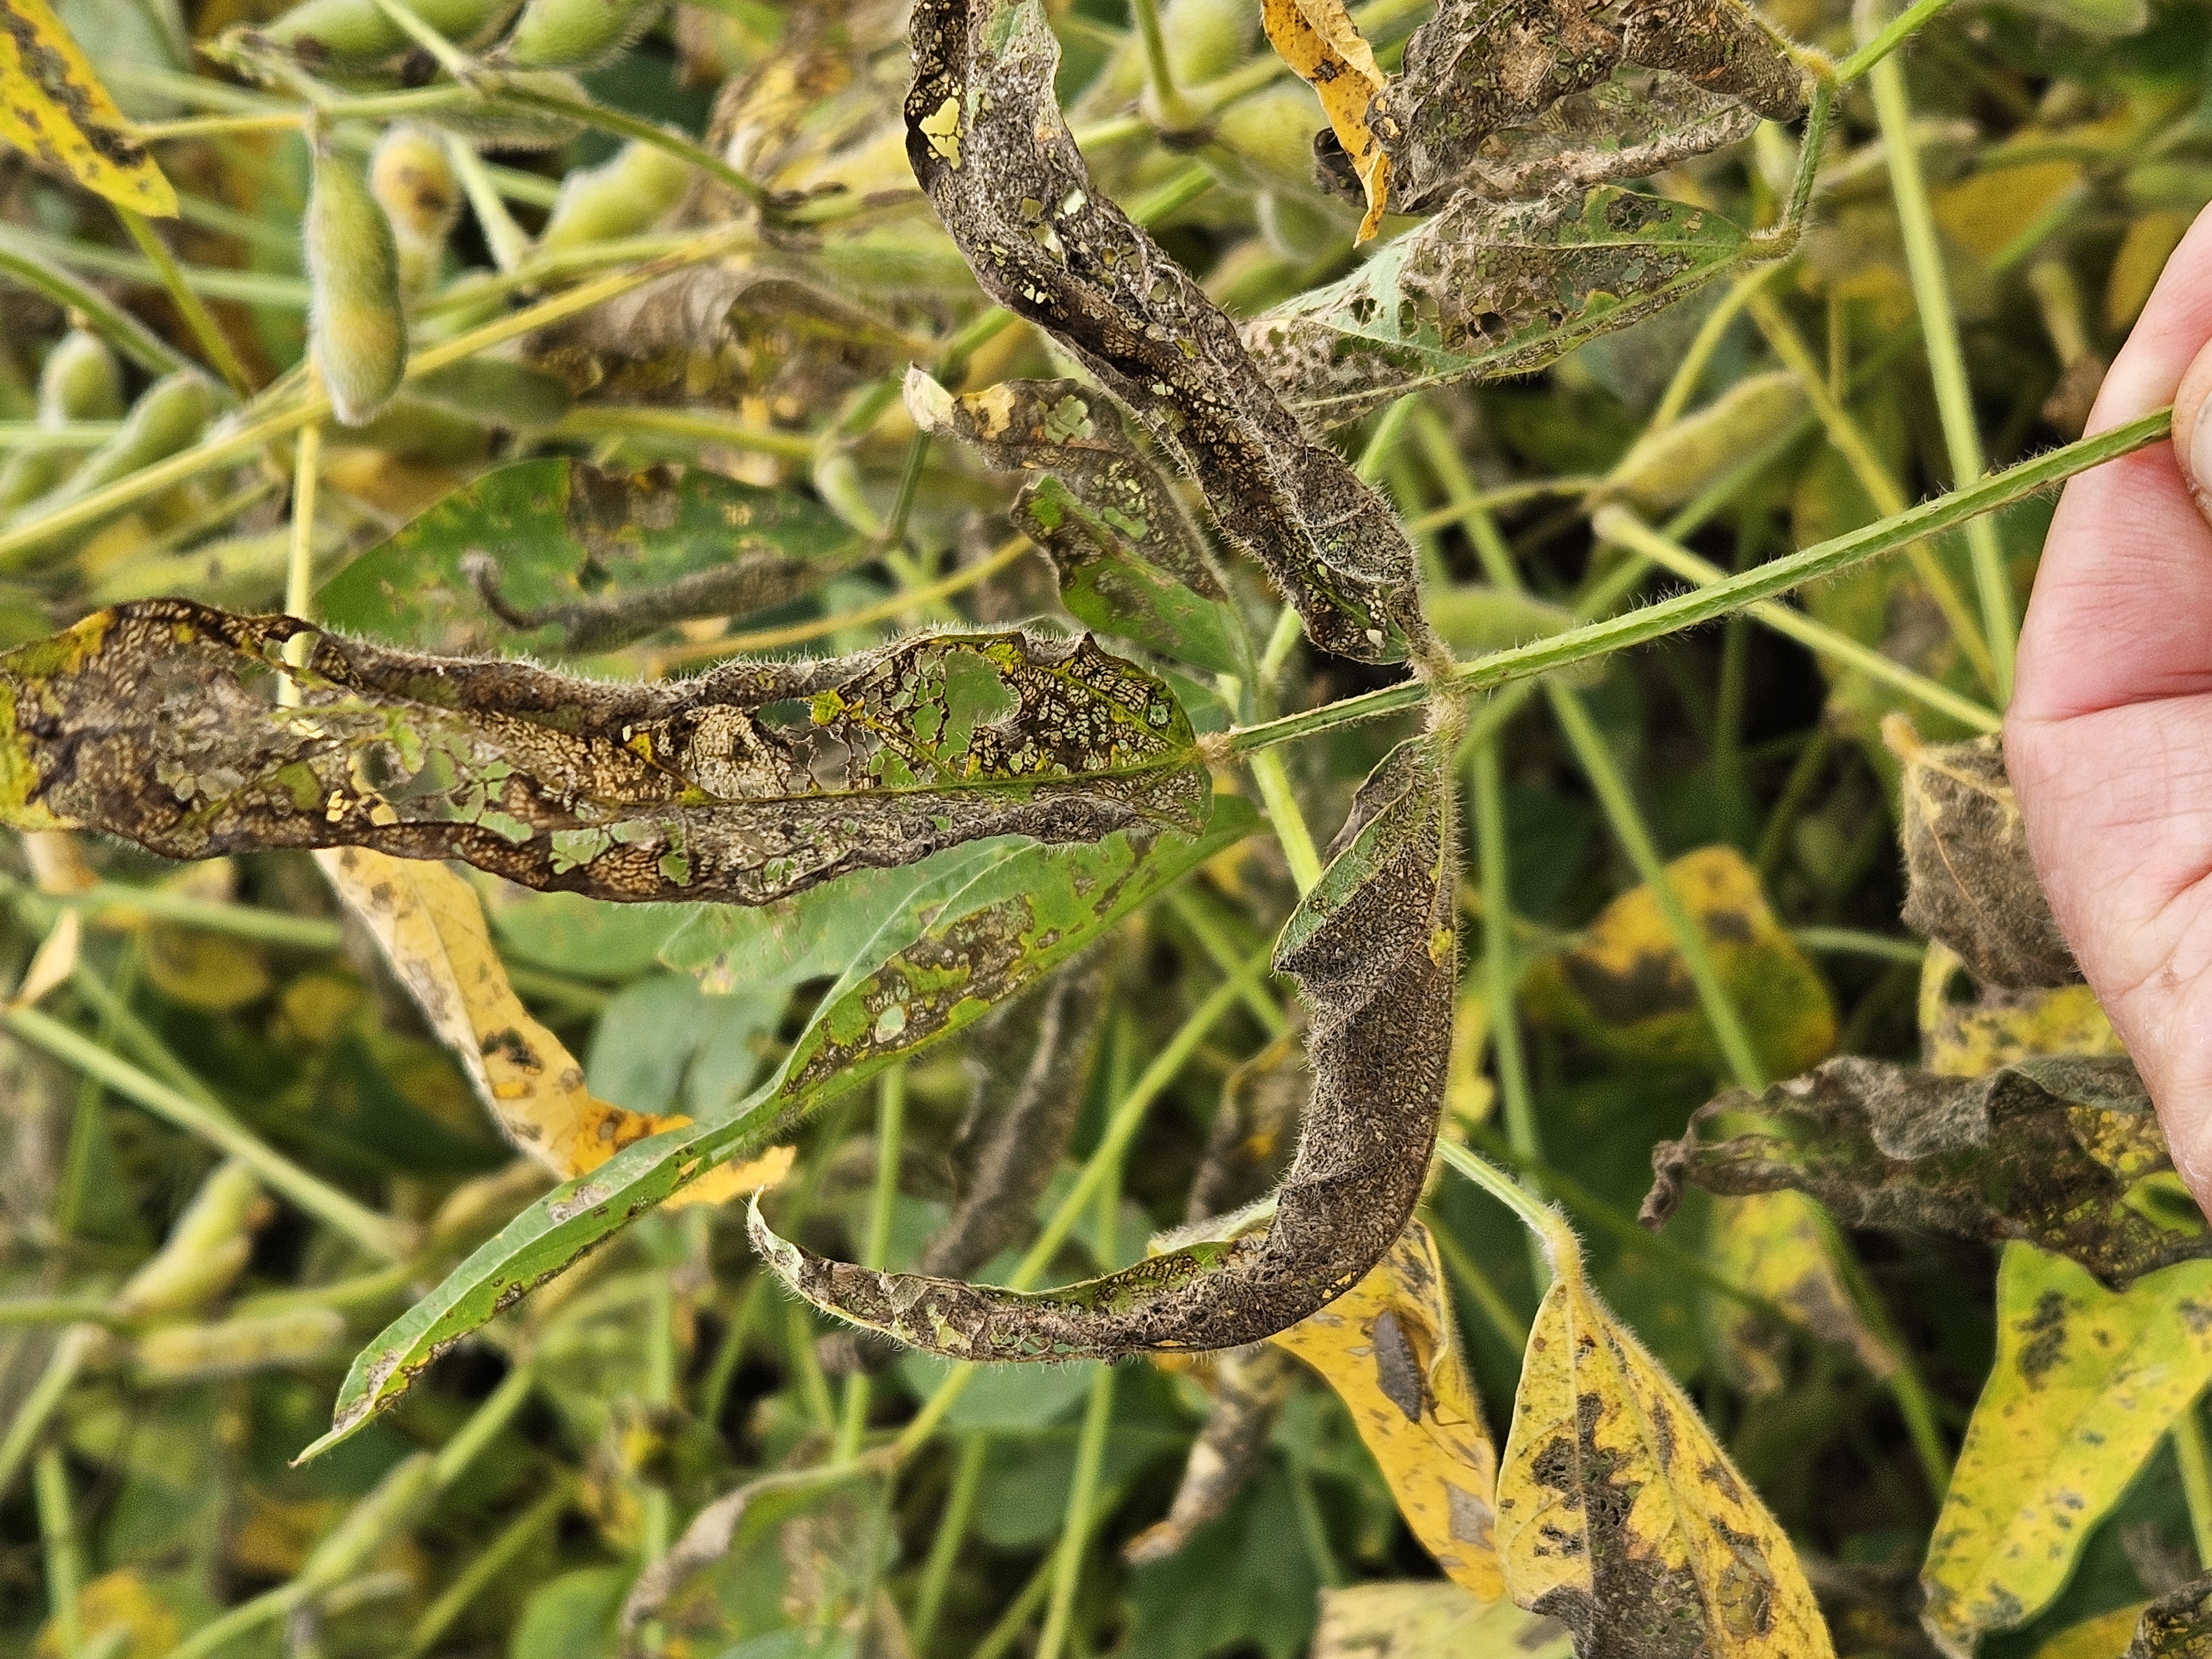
[2008,204,2212,1209]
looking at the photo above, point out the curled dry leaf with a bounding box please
[1454,70,1762,206]
[1245,185,1751,426]
[0,599,1206,907]
[1269,1219,1505,1599]
[1370,0,1804,212]
[2127,1574,2212,1658]
[1124,1343,1298,1565]
[750,734,1455,1358]
[1498,1196,1836,1656]
[319,457,859,657]
[1921,1246,2212,1658]
[904,369,1249,676]
[906,0,1429,664]
[1643,1055,2209,1290]
[0,0,177,216]
[1313,1582,1573,1657]
[320,848,792,1206]
[1886,716,2077,988]
[1261,0,1391,241]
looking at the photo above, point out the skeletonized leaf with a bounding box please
[904,370,1249,676]
[317,847,789,1207]
[906,0,1429,664]
[1886,716,2076,988]
[0,0,176,215]
[318,458,858,656]
[1524,844,1837,1081]
[1262,0,1391,241]
[1642,1054,2210,1289]
[750,735,1455,1358]
[1453,70,1762,207]
[1124,1343,1298,1564]
[1497,1194,1837,1656]
[305,796,1259,1457]
[2128,1575,2212,1658]
[1245,185,1750,425]
[1313,1582,1573,1657]
[0,600,1205,906]
[1269,1219,1505,1599]
[1921,1246,2212,1658]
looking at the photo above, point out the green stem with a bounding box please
[1595,508,2001,733]
[1434,1140,1574,1269]
[441,132,533,274]
[1868,39,2015,700]
[400,1481,570,1658]
[837,1065,906,1464]
[0,1326,94,1504]
[489,81,768,208]
[1792,926,1927,964]
[2176,1397,2212,1570]
[114,208,253,399]
[1647,264,1781,434]
[911,1434,988,1652]
[1037,1360,1114,1659]
[1249,747,1324,894]
[1837,0,1961,81]
[36,1445,84,1657]
[1165,889,1290,1039]
[0,1296,123,1328]
[0,243,193,377]
[1470,744,1539,1168]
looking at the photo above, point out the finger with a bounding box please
[2011,202,2212,722]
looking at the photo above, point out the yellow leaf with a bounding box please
[1705,1191,1895,1395]
[1924,979,2125,1078]
[140,861,270,1013]
[35,1568,180,1659]
[316,848,790,1208]
[1261,0,1390,241]
[0,0,176,215]
[1933,160,2081,264]
[1498,1204,1836,1657]
[2031,1604,2150,1659]
[1313,1580,1573,1657]
[2106,210,2194,330]
[1921,1245,2212,1657]
[1445,984,1496,1134]
[1525,845,1837,1080]
[1270,1219,1505,1600]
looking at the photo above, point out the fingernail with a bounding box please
[2174,336,2212,520]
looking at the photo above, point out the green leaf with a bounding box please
[0,600,1207,906]
[1921,1246,2212,1657]
[753,734,1456,1359]
[300,794,1259,1459]
[317,457,858,656]
[1244,187,1752,426]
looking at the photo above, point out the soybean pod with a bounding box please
[497,0,664,70]
[307,143,408,427]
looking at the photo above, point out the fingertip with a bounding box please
[2176,337,2212,521]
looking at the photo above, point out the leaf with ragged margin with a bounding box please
[1245,186,1751,425]
[1452,70,1762,207]
[750,734,1454,1358]
[904,369,1251,677]
[0,599,1206,906]
[1262,0,1391,241]
[317,457,859,657]
[1921,1246,2212,1658]
[2127,1574,2212,1658]
[1642,1054,2211,1289]
[299,795,1258,1459]
[906,0,1430,665]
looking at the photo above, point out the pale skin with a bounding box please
[2009,202,2212,1209]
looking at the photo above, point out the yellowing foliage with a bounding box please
[0,0,176,215]
[1260,0,1390,241]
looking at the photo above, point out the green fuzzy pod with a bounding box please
[114,1161,263,1319]
[1606,371,1806,512]
[260,0,515,66]
[499,0,662,70]
[48,369,215,507]
[1212,84,1331,197]
[133,1308,347,1384]
[538,139,692,254]
[370,124,462,249]
[309,147,409,427]
[38,330,126,425]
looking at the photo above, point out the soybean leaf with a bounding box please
[907,0,1430,664]
[1245,186,1752,426]
[1261,0,1391,240]
[1920,1246,2212,1658]
[1525,844,1837,1081]
[1886,716,2077,988]
[302,795,1259,1457]
[1452,70,1763,208]
[0,0,176,216]
[1269,1218,1505,1599]
[2128,1575,2212,1658]
[751,734,1455,1358]
[1496,1190,1837,1656]
[317,847,793,1205]
[1313,1583,1574,1657]
[316,457,858,656]
[1923,978,2125,1079]
[1703,1191,1896,1396]
[1124,1344,1298,1565]
[1642,1054,2212,1289]
[904,369,1251,677]
[0,599,1206,906]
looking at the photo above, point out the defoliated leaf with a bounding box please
[2127,1576,2212,1658]
[0,600,1206,906]
[303,796,1259,1458]
[0,0,176,215]
[904,370,1250,676]
[1921,1248,2212,1658]
[1450,70,1762,207]
[1645,1056,2208,1288]
[318,847,791,1208]
[750,736,1455,1358]
[1524,845,1836,1080]
[1269,1219,1505,1599]
[906,0,1430,664]
[1496,1196,1837,1656]
[1245,186,1751,425]
[318,458,858,656]
[1312,1582,1573,1657]
[1261,0,1390,241]
[1886,717,2077,988]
